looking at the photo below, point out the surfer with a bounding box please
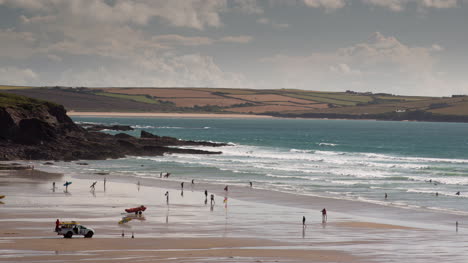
[210,194,215,205]
[64,181,72,192]
[249,181,253,188]
[321,208,327,223]
[90,181,97,190]
[385,193,388,199]
[456,191,461,196]
[224,185,228,192]
[302,216,306,227]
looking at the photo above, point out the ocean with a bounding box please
[69,117,468,215]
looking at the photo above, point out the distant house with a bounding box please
[395,109,406,113]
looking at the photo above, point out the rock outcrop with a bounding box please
[0,92,226,161]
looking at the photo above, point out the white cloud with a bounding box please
[260,32,446,95]
[0,67,38,85]
[56,53,251,88]
[302,0,347,9]
[1,0,228,30]
[219,35,253,43]
[256,17,290,29]
[362,0,459,11]
[152,35,215,46]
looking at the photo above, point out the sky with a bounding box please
[0,0,467,96]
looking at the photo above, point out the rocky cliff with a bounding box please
[0,92,226,161]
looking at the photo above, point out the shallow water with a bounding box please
[71,117,468,216]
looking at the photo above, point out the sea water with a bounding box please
[70,117,468,215]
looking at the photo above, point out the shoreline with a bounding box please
[1,165,468,262]
[68,111,275,119]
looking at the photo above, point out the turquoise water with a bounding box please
[71,117,468,215]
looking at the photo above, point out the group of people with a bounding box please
[302,208,327,227]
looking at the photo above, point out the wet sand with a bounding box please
[67,111,274,119]
[1,165,467,262]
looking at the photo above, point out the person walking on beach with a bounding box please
[224,185,228,192]
[165,191,169,204]
[321,208,327,223]
[52,182,56,192]
[302,216,306,227]
[90,181,97,190]
[181,182,184,190]
[205,190,208,198]
[249,181,253,188]
[192,179,194,184]
[385,193,388,199]
[55,219,60,232]
[210,194,215,205]
[103,177,106,191]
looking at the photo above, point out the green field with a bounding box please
[95,92,160,104]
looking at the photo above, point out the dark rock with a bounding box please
[76,162,88,165]
[81,124,133,132]
[0,92,228,161]
[43,162,54,165]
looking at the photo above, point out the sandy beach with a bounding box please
[67,111,274,119]
[1,164,467,262]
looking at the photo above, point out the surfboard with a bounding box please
[63,182,72,186]
[0,195,5,199]
[118,218,132,224]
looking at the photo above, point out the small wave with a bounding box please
[318,142,338,147]
[131,125,156,129]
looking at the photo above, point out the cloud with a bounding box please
[0,28,37,58]
[260,32,446,95]
[219,35,253,43]
[0,67,38,85]
[231,0,264,14]
[362,0,459,11]
[256,17,290,29]
[1,0,228,30]
[56,53,251,88]
[302,0,347,9]
[152,35,215,46]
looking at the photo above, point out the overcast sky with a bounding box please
[0,0,467,96]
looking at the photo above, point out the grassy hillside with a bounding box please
[2,86,468,121]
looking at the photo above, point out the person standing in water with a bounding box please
[210,194,215,205]
[249,181,253,188]
[181,182,184,190]
[321,208,327,223]
[302,216,306,227]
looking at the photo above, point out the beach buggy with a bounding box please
[55,221,95,238]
